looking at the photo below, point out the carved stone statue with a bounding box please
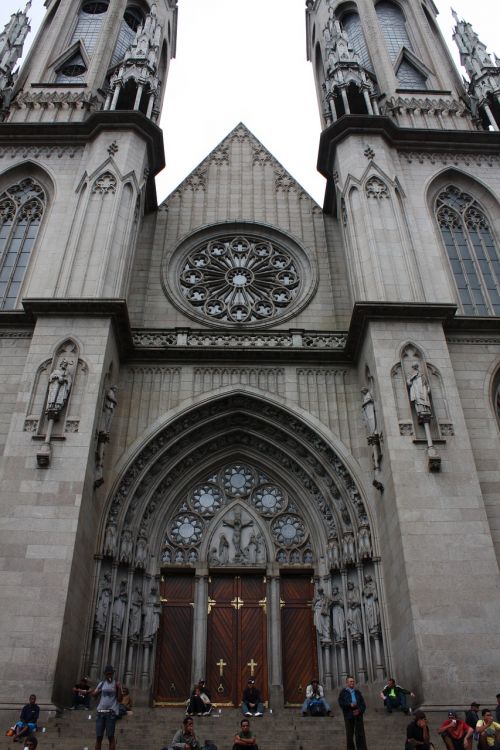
[135,529,148,569]
[218,533,229,564]
[243,534,257,564]
[95,572,112,632]
[327,538,341,570]
[112,579,128,637]
[143,586,161,642]
[331,586,346,642]
[103,521,117,558]
[312,587,333,643]
[363,575,380,634]
[361,387,377,436]
[46,359,72,416]
[342,533,356,565]
[128,586,143,639]
[346,581,363,637]
[255,533,266,564]
[223,509,254,561]
[407,363,432,422]
[101,385,118,435]
[119,528,134,565]
[208,547,220,565]
[357,525,372,559]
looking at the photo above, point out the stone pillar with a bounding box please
[192,571,208,681]
[267,569,283,708]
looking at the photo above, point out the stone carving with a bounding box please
[112,580,128,637]
[107,141,119,157]
[95,572,112,632]
[399,422,414,436]
[357,525,372,560]
[363,575,380,634]
[128,587,143,640]
[92,172,117,195]
[103,521,118,558]
[360,388,377,436]
[101,385,118,435]
[274,169,303,195]
[252,146,272,165]
[131,329,347,350]
[342,533,356,565]
[364,146,375,161]
[256,533,266,564]
[346,581,363,637]
[46,359,72,416]
[272,514,306,546]
[64,419,79,433]
[209,145,229,165]
[400,151,499,168]
[407,363,432,423]
[135,529,148,569]
[0,1,31,115]
[242,534,258,564]
[312,587,332,643]
[365,176,389,199]
[223,509,254,562]
[24,418,38,432]
[331,586,345,642]
[143,586,161,642]
[0,145,83,159]
[208,547,220,565]
[11,90,100,114]
[119,528,134,565]
[218,533,229,564]
[327,538,341,570]
[440,424,455,436]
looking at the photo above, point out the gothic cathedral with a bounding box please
[0,0,499,711]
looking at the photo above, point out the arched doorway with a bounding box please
[85,394,389,705]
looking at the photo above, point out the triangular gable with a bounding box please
[160,122,320,209]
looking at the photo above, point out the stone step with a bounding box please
[0,706,445,750]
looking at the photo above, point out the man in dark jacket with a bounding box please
[380,677,415,714]
[338,676,367,750]
[241,679,264,716]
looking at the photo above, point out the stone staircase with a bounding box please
[0,706,447,750]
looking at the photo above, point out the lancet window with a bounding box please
[375,1,426,89]
[111,6,145,66]
[0,179,46,310]
[436,186,500,316]
[70,0,109,55]
[342,12,373,72]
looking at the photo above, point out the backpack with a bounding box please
[309,699,326,717]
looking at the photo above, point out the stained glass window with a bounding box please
[436,186,500,316]
[0,179,46,310]
[342,12,373,72]
[70,0,109,55]
[396,58,426,88]
[376,1,412,61]
[111,6,144,66]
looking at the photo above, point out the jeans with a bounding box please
[344,715,367,750]
[241,701,264,715]
[385,693,407,711]
[301,697,331,714]
[96,711,116,739]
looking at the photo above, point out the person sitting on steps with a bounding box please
[13,694,40,743]
[242,678,264,717]
[301,678,331,716]
[380,677,415,714]
[233,718,258,750]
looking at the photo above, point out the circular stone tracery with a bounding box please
[179,234,301,324]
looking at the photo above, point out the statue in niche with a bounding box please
[128,587,143,640]
[218,534,229,564]
[46,359,72,416]
[342,533,356,565]
[360,387,378,436]
[338,499,351,526]
[188,549,198,563]
[95,572,112,632]
[101,385,118,435]
[175,549,184,563]
[243,534,257,564]
[208,547,220,566]
[407,363,432,422]
[363,575,380,634]
[255,534,266,564]
[312,587,333,643]
[327,538,341,570]
[112,579,128,637]
[119,528,134,565]
[304,549,313,564]
[346,581,363,637]
[162,547,172,563]
[223,509,254,562]
[103,521,117,558]
[276,549,287,563]
[290,549,301,564]
[143,586,161,642]
[135,529,148,569]
[331,586,345,642]
[357,525,372,560]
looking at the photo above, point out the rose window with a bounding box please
[223,464,255,497]
[169,513,203,546]
[252,484,286,516]
[271,515,306,546]
[179,235,301,324]
[191,484,221,516]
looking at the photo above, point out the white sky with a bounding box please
[2,0,499,205]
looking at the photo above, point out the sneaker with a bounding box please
[245,712,252,717]
[205,707,213,715]
[255,712,263,717]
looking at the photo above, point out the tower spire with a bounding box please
[452,11,500,130]
[0,0,31,116]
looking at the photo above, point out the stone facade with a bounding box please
[0,0,499,711]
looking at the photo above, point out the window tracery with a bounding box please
[342,12,373,72]
[375,1,427,89]
[0,178,46,310]
[71,0,109,55]
[436,186,500,316]
[111,5,145,66]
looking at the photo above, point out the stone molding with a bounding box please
[400,151,500,167]
[0,145,84,159]
[0,328,32,338]
[132,328,348,350]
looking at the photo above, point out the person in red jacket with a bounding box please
[437,711,473,750]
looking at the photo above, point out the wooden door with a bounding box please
[206,574,267,706]
[154,573,194,704]
[281,574,317,705]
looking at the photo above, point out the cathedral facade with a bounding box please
[0,0,500,711]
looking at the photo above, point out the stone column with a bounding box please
[267,568,283,708]
[192,571,208,681]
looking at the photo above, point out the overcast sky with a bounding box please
[2,0,499,205]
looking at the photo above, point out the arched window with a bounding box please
[55,52,87,83]
[375,1,412,61]
[0,178,46,310]
[70,0,109,55]
[111,5,145,66]
[436,186,500,316]
[342,12,373,72]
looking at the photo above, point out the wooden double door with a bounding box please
[154,571,317,707]
[206,574,268,706]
